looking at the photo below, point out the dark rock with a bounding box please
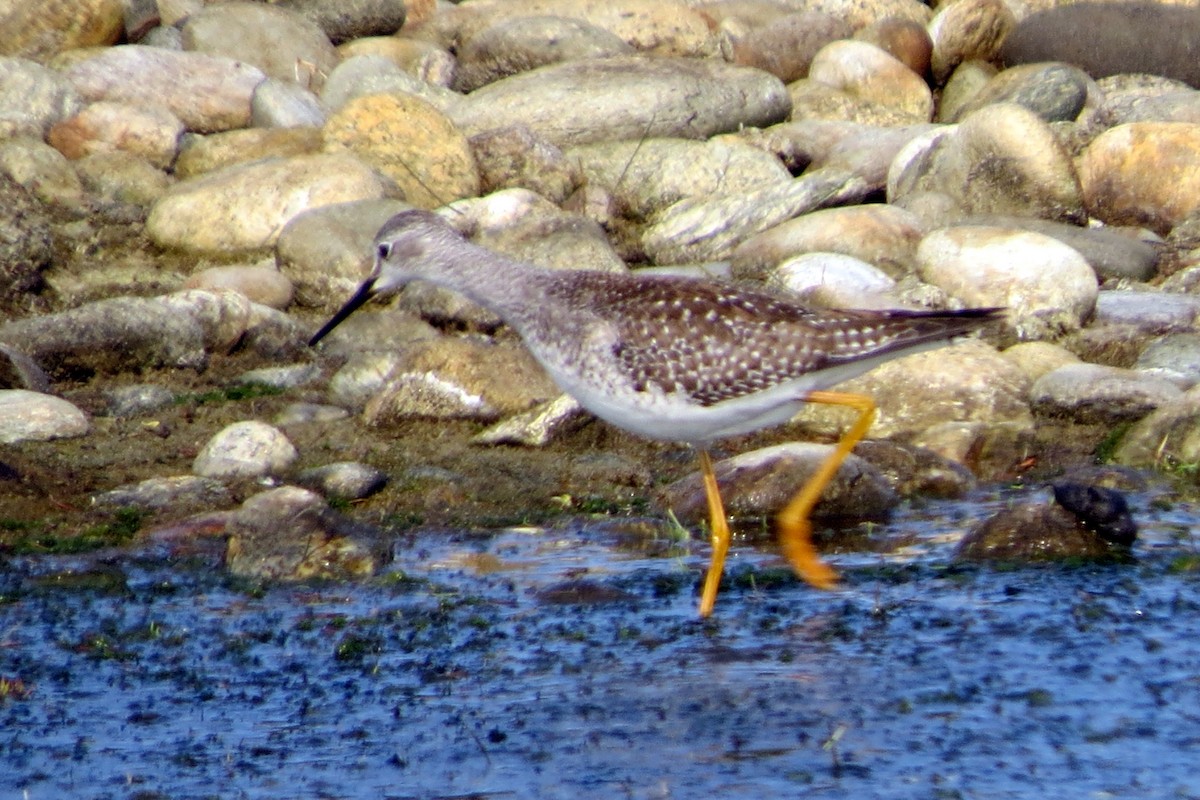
[1000,3,1200,88]
[957,498,1131,561]
[278,0,407,44]
[1052,481,1137,546]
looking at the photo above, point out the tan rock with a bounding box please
[927,0,1015,83]
[324,92,479,209]
[65,46,266,133]
[48,101,184,169]
[808,40,933,123]
[175,127,324,179]
[147,152,394,253]
[1078,122,1200,236]
[0,0,122,60]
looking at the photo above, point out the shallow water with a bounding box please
[3,487,1200,800]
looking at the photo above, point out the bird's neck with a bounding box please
[425,239,553,327]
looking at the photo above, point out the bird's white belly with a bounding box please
[549,367,811,445]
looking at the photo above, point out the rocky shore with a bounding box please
[1,0,1199,577]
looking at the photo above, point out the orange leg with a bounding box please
[695,391,877,617]
[697,449,731,618]
[776,390,877,591]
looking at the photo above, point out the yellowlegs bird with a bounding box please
[311,210,1001,616]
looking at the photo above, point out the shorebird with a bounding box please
[311,209,1000,616]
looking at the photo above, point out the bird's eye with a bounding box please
[376,241,392,260]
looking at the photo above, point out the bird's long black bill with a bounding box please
[308,279,377,346]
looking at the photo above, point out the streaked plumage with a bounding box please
[311,209,1001,616]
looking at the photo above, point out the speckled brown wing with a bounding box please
[556,273,1000,407]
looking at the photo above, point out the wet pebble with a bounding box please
[852,439,977,498]
[913,420,1038,482]
[225,486,381,580]
[0,389,89,444]
[1051,481,1137,547]
[956,499,1127,562]
[296,461,388,501]
[661,442,897,525]
[192,420,299,478]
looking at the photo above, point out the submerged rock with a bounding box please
[957,483,1136,561]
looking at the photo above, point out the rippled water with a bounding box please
[3,485,1200,799]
